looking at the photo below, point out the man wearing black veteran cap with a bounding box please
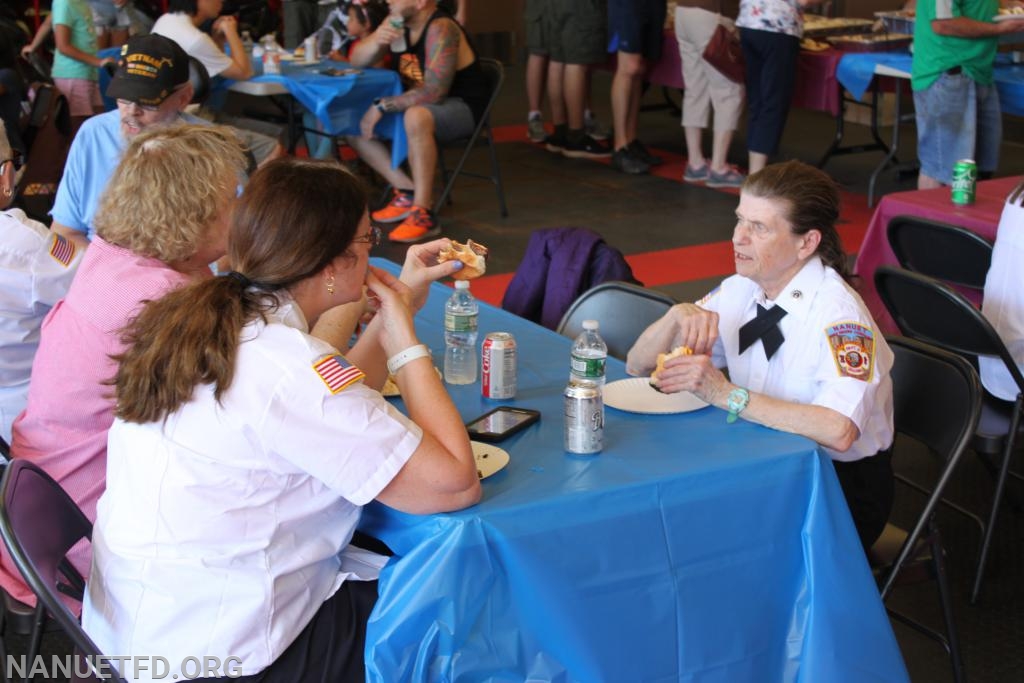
[50,35,203,251]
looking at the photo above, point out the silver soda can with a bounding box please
[564,382,603,454]
[482,332,517,399]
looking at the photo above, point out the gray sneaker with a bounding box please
[584,115,610,141]
[527,116,547,143]
[683,164,710,183]
[706,167,746,189]
[611,147,650,175]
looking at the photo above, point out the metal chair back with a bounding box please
[0,460,125,682]
[887,215,994,291]
[876,337,981,683]
[556,281,675,361]
[433,57,508,217]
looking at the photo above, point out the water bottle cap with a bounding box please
[454,280,470,290]
[582,320,599,330]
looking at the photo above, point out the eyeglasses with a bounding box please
[116,98,162,113]
[352,224,382,248]
[0,153,23,174]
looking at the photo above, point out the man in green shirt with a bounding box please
[912,0,1024,189]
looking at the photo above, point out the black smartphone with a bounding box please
[466,407,541,442]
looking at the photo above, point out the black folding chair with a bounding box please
[887,214,994,291]
[556,281,675,361]
[0,460,126,682]
[875,265,1024,603]
[870,337,982,683]
[433,58,508,217]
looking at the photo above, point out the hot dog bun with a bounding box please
[438,239,488,280]
[652,345,693,378]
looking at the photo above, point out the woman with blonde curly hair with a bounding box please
[2,123,247,607]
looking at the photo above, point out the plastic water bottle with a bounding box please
[444,280,478,384]
[388,15,407,53]
[570,320,607,387]
[251,40,264,75]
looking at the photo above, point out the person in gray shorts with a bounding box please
[541,0,610,159]
[346,0,490,243]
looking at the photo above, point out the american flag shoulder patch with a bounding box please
[313,354,365,394]
[48,234,76,267]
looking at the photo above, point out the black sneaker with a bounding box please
[562,134,612,159]
[611,146,650,175]
[629,139,663,166]
[545,130,568,153]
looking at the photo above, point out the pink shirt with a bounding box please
[2,237,191,606]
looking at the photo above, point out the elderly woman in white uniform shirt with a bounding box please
[82,158,480,683]
[627,160,894,550]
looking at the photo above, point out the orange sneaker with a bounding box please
[388,206,441,243]
[371,189,414,223]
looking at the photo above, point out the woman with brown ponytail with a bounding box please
[627,160,895,552]
[82,158,480,683]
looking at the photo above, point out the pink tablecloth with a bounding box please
[852,175,1021,333]
[644,30,843,116]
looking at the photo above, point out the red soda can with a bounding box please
[482,332,517,399]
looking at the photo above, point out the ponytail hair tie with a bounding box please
[226,271,252,288]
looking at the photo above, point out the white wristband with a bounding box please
[386,344,431,375]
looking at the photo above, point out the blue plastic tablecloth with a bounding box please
[245,61,407,166]
[97,48,407,166]
[357,259,909,683]
[838,50,1024,117]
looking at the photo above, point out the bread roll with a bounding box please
[438,239,488,280]
[652,345,693,378]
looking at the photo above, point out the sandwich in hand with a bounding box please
[650,345,693,390]
[438,239,488,280]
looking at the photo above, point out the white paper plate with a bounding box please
[472,441,510,479]
[994,12,1024,21]
[603,377,710,414]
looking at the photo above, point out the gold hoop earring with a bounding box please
[326,275,335,295]
[1,185,11,198]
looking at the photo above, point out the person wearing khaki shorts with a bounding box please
[675,0,745,188]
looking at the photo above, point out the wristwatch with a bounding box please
[373,98,386,113]
[726,387,750,424]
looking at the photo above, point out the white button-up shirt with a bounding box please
[83,297,422,681]
[700,256,894,461]
[0,209,81,442]
[981,198,1024,401]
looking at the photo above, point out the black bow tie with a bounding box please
[738,304,788,360]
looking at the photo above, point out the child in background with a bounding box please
[343,0,389,65]
[50,0,115,126]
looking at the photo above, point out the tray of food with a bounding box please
[874,10,915,35]
[827,33,913,53]
[803,16,875,38]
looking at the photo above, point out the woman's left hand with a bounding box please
[399,238,464,311]
[651,353,731,406]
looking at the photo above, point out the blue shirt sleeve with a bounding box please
[50,130,91,236]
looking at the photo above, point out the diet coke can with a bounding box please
[482,332,517,399]
[564,382,603,454]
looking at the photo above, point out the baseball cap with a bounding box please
[106,35,190,107]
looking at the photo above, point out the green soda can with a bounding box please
[951,159,977,205]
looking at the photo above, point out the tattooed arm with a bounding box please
[377,19,460,112]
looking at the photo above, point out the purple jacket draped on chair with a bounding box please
[501,227,639,330]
